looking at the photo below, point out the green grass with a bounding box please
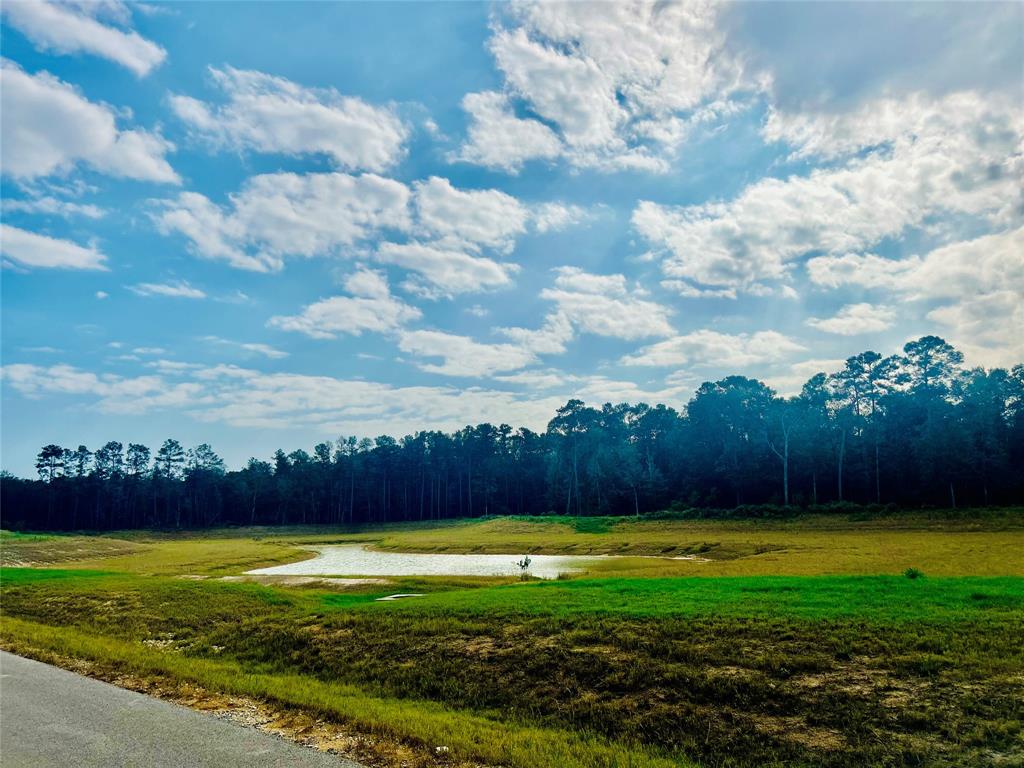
[0,567,112,584]
[0,617,682,768]
[2,512,1024,767]
[3,566,1022,767]
[0,529,58,542]
[5,511,1024,576]
[362,574,1024,621]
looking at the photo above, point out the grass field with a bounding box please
[2,512,1023,767]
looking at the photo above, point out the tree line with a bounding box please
[3,336,1022,531]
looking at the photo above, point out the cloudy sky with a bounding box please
[2,1,1022,475]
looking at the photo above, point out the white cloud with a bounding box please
[155,170,546,295]
[412,176,529,252]
[397,329,537,377]
[538,266,674,340]
[457,1,749,173]
[806,303,896,336]
[2,363,207,414]
[452,90,562,172]
[634,92,1022,292]
[805,252,915,290]
[153,169,582,296]
[201,336,289,360]
[0,59,178,183]
[95,291,109,299]
[1,224,107,270]
[128,280,206,299]
[268,267,421,339]
[494,267,674,362]
[377,242,518,297]
[494,369,573,389]
[571,374,693,407]
[659,279,737,299]
[1,359,697,441]
[531,202,593,233]
[761,358,846,396]
[341,266,391,300]
[3,196,105,219]
[0,361,578,437]
[807,227,1024,366]
[154,172,410,272]
[170,66,408,172]
[926,290,1023,369]
[622,329,805,368]
[498,312,576,356]
[1,0,166,76]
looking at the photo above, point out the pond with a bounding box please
[247,544,606,579]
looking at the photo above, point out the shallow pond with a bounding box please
[247,544,605,579]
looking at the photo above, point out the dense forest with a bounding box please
[3,336,1023,531]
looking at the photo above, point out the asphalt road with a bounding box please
[0,651,364,767]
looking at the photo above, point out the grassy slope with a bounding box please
[0,616,680,768]
[5,511,1024,576]
[2,511,1023,767]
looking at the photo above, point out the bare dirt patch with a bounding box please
[1,535,142,567]
[748,713,846,751]
[219,575,392,589]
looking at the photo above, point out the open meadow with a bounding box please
[2,512,1023,768]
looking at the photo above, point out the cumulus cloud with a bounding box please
[1,0,166,76]
[634,92,1022,293]
[268,267,421,339]
[1,362,206,414]
[807,227,1024,366]
[1,224,107,270]
[0,360,579,437]
[154,172,410,272]
[375,242,518,297]
[128,280,206,299]
[494,267,674,362]
[531,202,593,233]
[497,312,576,356]
[3,195,105,219]
[0,60,178,183]
[926,290,1023,369]
[170,66,408,172]
[452,90,562,172]
[154,171,532,295]
[805,252,915,290]
[806,303,896,336]
[412,176,529,252]
[456,1,750,173]
[397,329,538,377]
[621,329,805,368]
[539,266,674,340]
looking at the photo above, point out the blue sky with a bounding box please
[2,1,1022,476]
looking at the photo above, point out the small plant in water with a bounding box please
[516,554,532,581]
[904,567,924,579]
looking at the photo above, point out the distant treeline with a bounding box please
[3,336,1023,531]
